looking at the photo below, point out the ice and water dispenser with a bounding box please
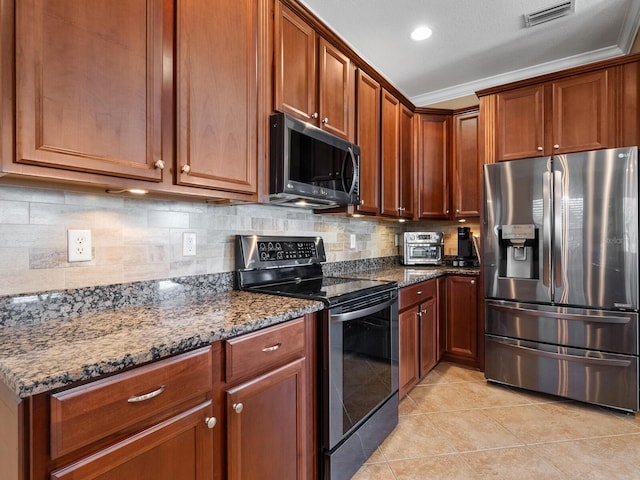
[497,224,538,279]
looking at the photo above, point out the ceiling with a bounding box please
[298,0,640,108]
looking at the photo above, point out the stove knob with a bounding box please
[275,242,281,250]
[267,242,274,250]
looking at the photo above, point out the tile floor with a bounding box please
[353,362,640,479]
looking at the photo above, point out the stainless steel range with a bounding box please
[235,235,399,480]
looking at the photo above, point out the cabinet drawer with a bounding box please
[399,279,437,310]
[225,317,305,383]
[50,346,212,459]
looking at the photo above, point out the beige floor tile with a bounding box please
[529,434,640,479]
[427,409,524,452]
[430,362,486,383]
[379,414,457,460]
[460,446,565,479]
[408,379,530,413]
[364,447,386,464]
[417,367,444,385]
[351,462,396,480]
[389,454,483,480]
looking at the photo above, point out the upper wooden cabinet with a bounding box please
[8,0,261,200]
[355,70,381,215]
[417,114,450,219]
[15,0,164,182]
[274,1,355,140]
[175,0,258,194]
[452,110,480,218]
[381,89,414,219]
[493,69,613,161]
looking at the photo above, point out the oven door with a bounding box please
[323,289,399,450]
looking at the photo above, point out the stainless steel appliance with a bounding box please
[483,146,639,412]
[235,235,399,479]
[403,231,444,265]
[269,112,360,209]
[453,226,479,267]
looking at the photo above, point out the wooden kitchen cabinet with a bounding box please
[398,279,439,397]
[494,69,612,161]
[417,113,451,219]
[443,275,479,367]
[220,315,315,480]
[14,0,164,182]
[175,0,259,194]
[29,346,216,480]
[381,89,414,219]
[7,0,261,200]
[355,70,381,215]
[274,1,355,140]
[451,109,481,218]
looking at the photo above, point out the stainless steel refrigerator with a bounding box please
[483,146,639,412]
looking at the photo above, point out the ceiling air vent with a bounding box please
[524,0,575,27]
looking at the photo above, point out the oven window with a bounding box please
[332,307,395,439]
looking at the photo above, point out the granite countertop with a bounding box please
[0,264,479,400]
[345,265,480,287]
[0,290,323,399]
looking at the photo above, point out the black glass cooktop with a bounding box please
[247,276,396,306]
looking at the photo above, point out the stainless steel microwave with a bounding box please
[269,112,360,209]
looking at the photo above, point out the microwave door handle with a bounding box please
[344,146,358,196]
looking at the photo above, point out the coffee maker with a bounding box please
[453,226,478,267]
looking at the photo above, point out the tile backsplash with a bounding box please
[0,184,408,296]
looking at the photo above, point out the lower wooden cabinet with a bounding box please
[398,279,439,397]
[443,275,479,367]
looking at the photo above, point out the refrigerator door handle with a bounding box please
[553,169,564,290]
[542,171,552,291]
[491,303,634,325]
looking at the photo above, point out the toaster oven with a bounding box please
[403,232,444,265]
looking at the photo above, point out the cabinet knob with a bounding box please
[182,164,191,174]
[311,112,319,119]
[154,159,165,170]
[322,117,329,124]
[553,144,560,149]
[205,417,217,429]
[537,146,543,151]
[421,308,428,314]
[233,403,244,414]
[470,279,476,284]
[456,208,460,213]
[446,209,449,214]
[360,200,365,205]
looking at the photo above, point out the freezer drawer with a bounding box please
[486,300,639,355]
[485,334,639,412]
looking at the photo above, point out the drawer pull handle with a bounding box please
[262,343,282,352]
[417,291,423,295]
[205,417,217,429]
[127,385,166,403]
[233,403,244,414]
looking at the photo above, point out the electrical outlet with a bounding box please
[68,229,92,262]
[350,234,356,249]
[183,232,197,256]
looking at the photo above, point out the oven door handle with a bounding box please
[331,297,396,323]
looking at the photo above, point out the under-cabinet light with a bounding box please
[105,188,148,195]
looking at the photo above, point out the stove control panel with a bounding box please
[257,241,317,261]
[236,235,326,270]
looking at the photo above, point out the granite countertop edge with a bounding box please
[0,266,479,399]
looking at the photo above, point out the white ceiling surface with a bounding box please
[298,0,640,107]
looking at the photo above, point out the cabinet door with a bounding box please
[50,401,214,480]
[495,85,545,161]
[419,296,438,377]
[550,70,611,154]
[380,89,400,217]
[445,276,479,366]
[452,111,480,218]
[355,70,381,214]
[399,105,415,219]
[318,38,354,140]
[15,0,163,181]
[226,358,308,480]
[437,276,447,361]
[274,1,317,123]
[175,0,257,194]
[399,308,420,398]
[417,114,450,219]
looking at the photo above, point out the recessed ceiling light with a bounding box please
[411,26,432,41]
